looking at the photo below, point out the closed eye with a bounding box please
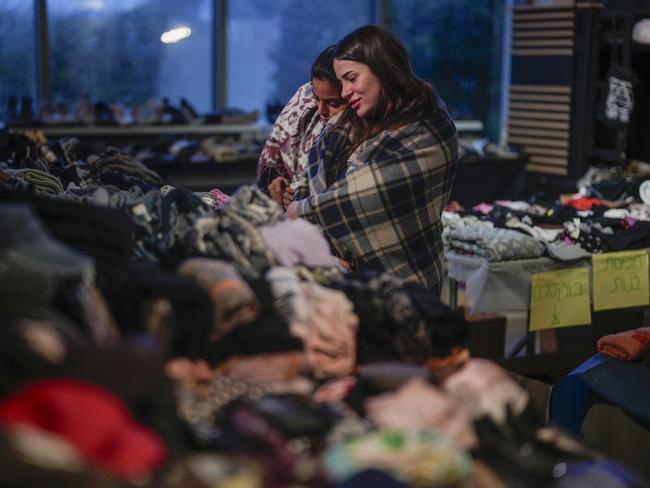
[326,99,346,108]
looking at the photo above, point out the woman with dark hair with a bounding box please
[257,45,347,208]
[287,25,458,293]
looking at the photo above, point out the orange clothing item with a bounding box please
[597,327,650,361]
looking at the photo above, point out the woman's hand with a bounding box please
[282,185,295,209]
[336,257,352,270]
[286,201,298,220]
[267,176,288,208]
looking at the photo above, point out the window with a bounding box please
[388,0,508,140]
[226,0,375,122]
[47,0,212,112]
[4,0,519,134]
[0,1,36,121]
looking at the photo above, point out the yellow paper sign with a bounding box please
[530,267,591,331]
[592,250,650,311]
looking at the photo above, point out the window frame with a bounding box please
[33,0,385,113]
[31,0,506,139]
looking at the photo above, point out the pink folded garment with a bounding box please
[209,187,230,205]
[597,327,650,361]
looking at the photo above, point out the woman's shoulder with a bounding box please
[274,82,318,128]
[397,98,457,142]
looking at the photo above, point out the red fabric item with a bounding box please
[0,378,167,479]
[444,200,464,213]
[566,197,607,211]
[209,187,231,205]
[597,327,650,361]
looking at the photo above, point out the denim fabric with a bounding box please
[96,169,159,194]
[64,185,130,210]
[129,188,214,264]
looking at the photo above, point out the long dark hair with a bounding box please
[334,25,436,150]
[311,44,339,86]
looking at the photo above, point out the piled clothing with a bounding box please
[447,226,545,262]
[444,166,650,262]
[0,132,645,487]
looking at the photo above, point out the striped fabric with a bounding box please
[295,100,458,292]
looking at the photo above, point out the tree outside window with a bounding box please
[389,0,507,141]
[227,0,374,121]
[0,1,36,121]
[47,0,211,112]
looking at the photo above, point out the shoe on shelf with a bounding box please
[74,94,95,125]
[6,95,18,122]
[20,95,35,121]
[94,100,118,126]
[160,98,189,124]
[180,97,201,123]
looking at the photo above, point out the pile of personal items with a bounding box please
[0,130,646,487]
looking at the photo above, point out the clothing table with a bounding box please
[445,252,590,314]
[445,250,650,356]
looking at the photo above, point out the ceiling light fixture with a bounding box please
[161,26,192,44]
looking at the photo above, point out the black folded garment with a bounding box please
[0,188,134,310]
[202,278,301,366]
[330,272,468,365]
[112,260,214,360]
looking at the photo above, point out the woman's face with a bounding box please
[333,59,381,118]
[311,78,347,121]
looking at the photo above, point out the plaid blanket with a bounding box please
[295,101,458,292]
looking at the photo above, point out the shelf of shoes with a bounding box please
[5,95,269,139]
[12,123,269,138]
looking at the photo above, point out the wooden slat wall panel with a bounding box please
[508,4,575,176]
[509,118,569,130]
[513,29,574,38]
[525,146,569,157]
[512,39,574,47]
[512,20,574,29]
[509,109,570,121]
[513,2,576,12]
[509,93,571,103]
[509,136,569,149]
[514,11,574,21]
[508,127,569,140]
[526,163,568,175]
[529,155,568,166]
[511,48,573,56]
[511,84,571,94]
[509,102,570,112]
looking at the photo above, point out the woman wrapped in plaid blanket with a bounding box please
[287,25,459,294]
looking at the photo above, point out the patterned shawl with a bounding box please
[256,82,324,191]
[295,100,458,292]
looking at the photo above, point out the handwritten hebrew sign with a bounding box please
[530,267,591,331]
[592,250,649,311]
